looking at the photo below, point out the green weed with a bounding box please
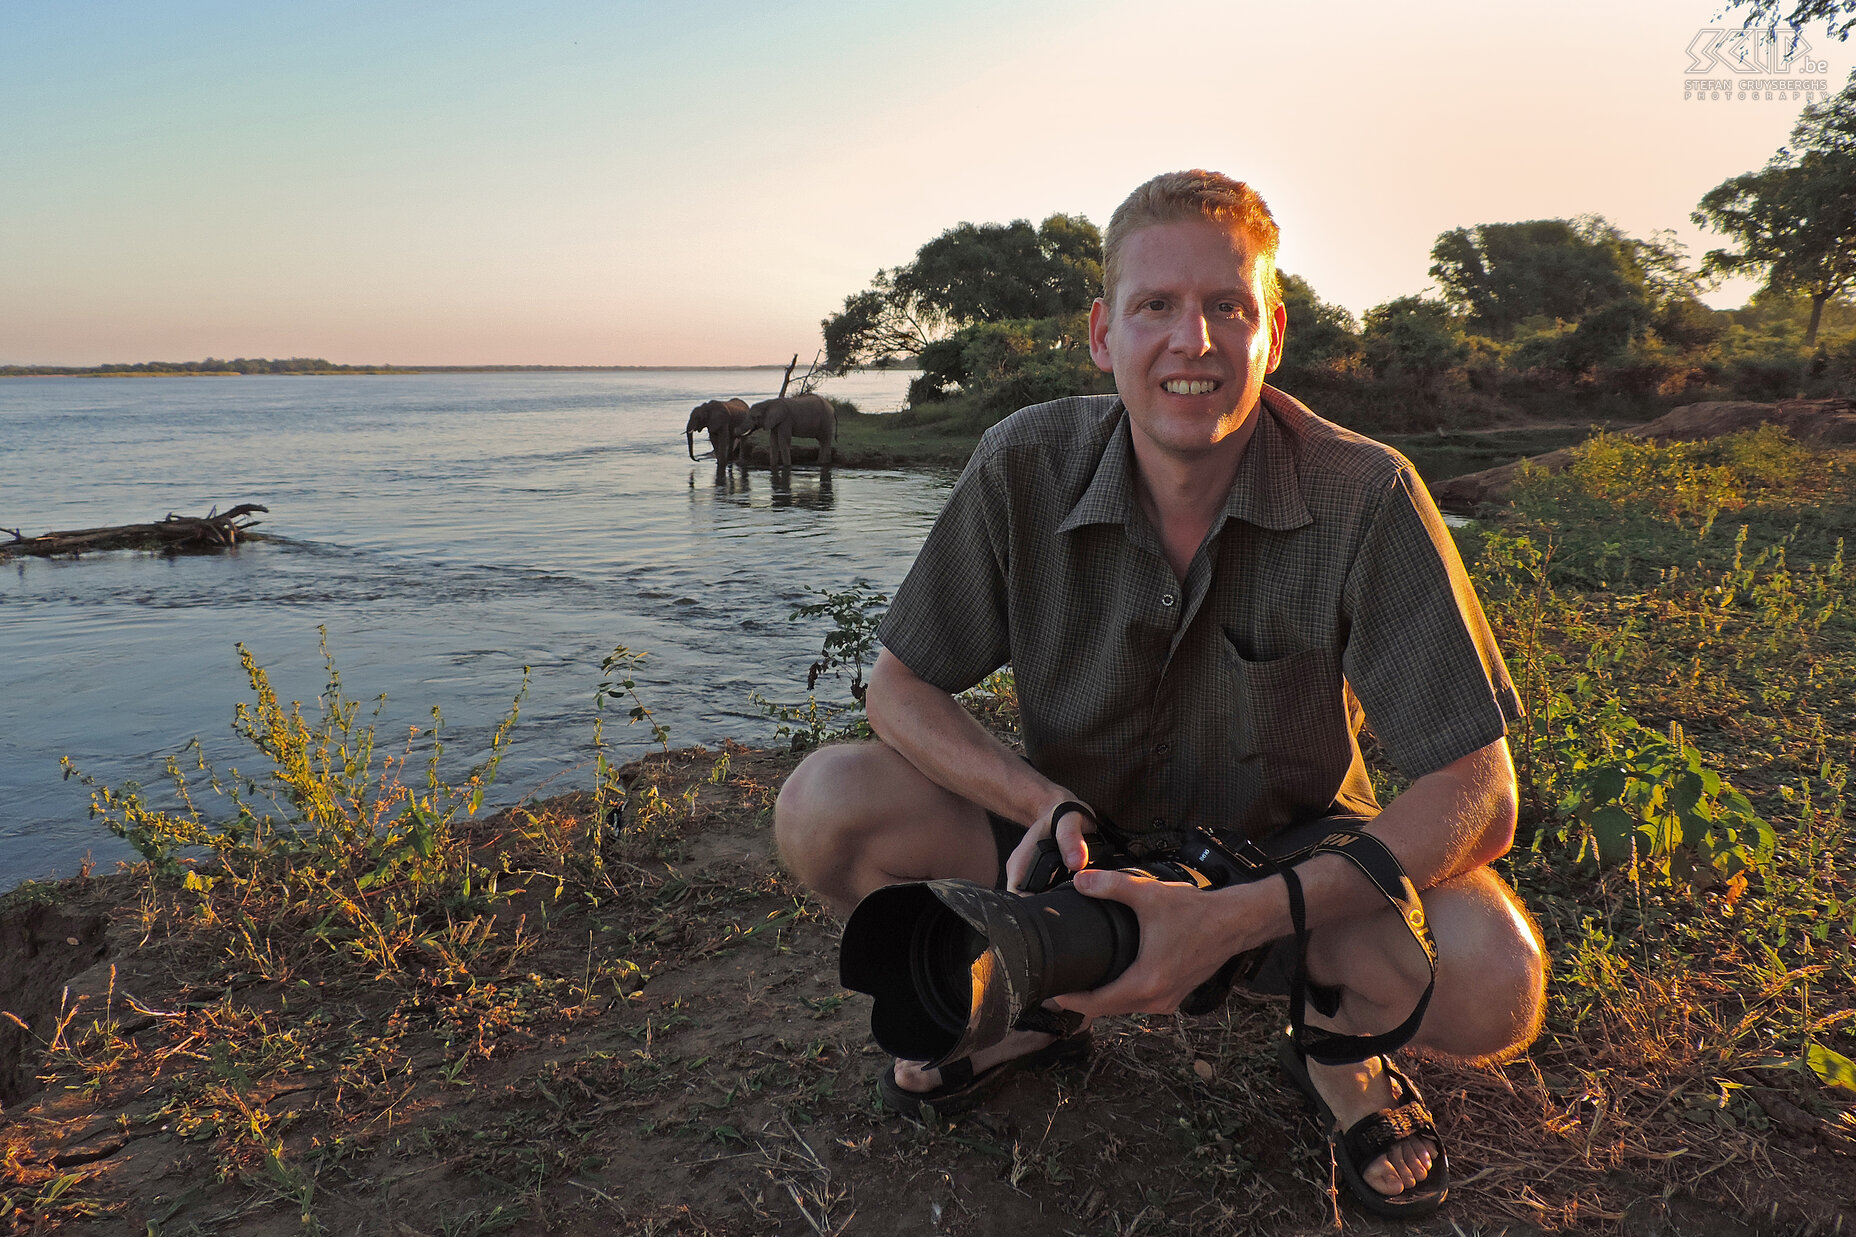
[1468,426,1856,1111]
[752,580,889,749]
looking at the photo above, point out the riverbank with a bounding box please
[820,388,1650,482]
[4,428,1853,1235]
[3,734,1850,1235]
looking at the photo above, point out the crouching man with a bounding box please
[775,170,1545,1219]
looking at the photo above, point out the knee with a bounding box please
[775,741,898,894]
[1449,890,1547,1061]
[773,745,851,880]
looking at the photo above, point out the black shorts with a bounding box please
[984,811,1369,1004]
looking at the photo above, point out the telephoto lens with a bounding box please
[838,876,1139,1070]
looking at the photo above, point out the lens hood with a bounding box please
[841,878,1137,1069]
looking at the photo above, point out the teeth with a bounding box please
[1164,380,1217,395]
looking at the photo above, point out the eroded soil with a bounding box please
[1,745,1849,1236]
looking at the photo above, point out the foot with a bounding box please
[1302,1054,1438,1197]
[891,1018,1092,1093]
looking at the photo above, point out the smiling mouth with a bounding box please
[1163,379,1220,395]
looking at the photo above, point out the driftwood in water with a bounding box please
[0,504,270,559]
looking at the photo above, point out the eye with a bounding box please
[1143,298,1168,312]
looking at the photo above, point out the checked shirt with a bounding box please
[876,387,1522,846]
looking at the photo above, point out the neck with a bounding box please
[1129,403,1262,581]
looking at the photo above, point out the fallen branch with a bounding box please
[0,503,270,559]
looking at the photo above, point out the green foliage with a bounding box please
[1276,271,1360,370]
[1465,426,1856,1110]
[909,313,1113,412]
[822,214,1102,376]
[592,643,674,833]
[752,582,889,749]
[1806,1042,1856,1094]
[1694,78,1856,346]
[1429,217,1691,345]
[62,631,524,973]
[1717,0,1856,40]
[792,582,888,702]
[1552,701,1775,878]
[1360,295,1467,384]
[901,215,1101,324]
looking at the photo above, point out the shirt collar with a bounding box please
[1057,388,1313,535]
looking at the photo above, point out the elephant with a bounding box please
[748,393,836,467]
[687,398,752,462]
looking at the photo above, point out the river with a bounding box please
[0,369,946,890]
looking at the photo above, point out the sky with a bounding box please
[2,0,1850,367]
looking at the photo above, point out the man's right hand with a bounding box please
[1004,801,1097,891]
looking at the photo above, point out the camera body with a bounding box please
[1020,827,1259,897]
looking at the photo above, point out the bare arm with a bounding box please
[866,648,1094,886]
[1055,736,1519,1016]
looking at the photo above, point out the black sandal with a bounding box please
[877,1028,1092,1124]
[1277,1031,1449,1219]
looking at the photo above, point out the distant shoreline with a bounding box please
[0,364,822,378]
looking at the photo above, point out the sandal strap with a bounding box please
[934,1056,975,1089]
[1341,1098,1439,1169]
[1013,1005,1086,1037]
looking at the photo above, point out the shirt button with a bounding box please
[1156,742,1171,756]
[1151,816,1166,830]
[1160,593,1176,607]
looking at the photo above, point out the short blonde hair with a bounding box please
[1102,170,1282,312]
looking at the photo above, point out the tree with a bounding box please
[1276,272,1359,367]
[1718,0,1856,40]
[1361,296,1467,385]
[822,214,1102,374]
[1428,217,1684,342]
[1693,82,1856,346]
[819,275,947,376]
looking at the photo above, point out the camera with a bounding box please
[838,820,1270,1070]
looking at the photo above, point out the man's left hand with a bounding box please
[1049,868,1267,1016]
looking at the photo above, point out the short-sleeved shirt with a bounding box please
[877,387,1522,847]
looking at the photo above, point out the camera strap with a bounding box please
[1264,828,1437,1065]
[1032,805,1436,1063]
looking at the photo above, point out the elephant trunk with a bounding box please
[687,429,697,461]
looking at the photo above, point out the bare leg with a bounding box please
[774,741,1090,1094]
[774,740,997,912]
[1298,865,1545,1196]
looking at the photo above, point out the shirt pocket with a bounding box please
[1223,638,1353,823]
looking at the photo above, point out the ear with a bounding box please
[1087,297,1114,374]
[1264,298,1288,375]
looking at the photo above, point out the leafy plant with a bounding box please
[592,643,671,831]
[753,582,890,749]
[62,629,525,972]
[791,582,888,703]
[1548,694,1775,880]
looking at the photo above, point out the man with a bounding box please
[775,170,1545,1217]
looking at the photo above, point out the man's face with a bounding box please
[1088,219,1286,460]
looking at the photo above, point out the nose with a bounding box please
[1168,307,1212,356]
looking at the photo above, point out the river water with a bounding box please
[0,370,946,890]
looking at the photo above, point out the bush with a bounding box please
[63,634,525,973]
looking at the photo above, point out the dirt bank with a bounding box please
[1,744,1847,1236]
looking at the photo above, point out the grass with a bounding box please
[828,394,998,469]
[2,427,1854,1234]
